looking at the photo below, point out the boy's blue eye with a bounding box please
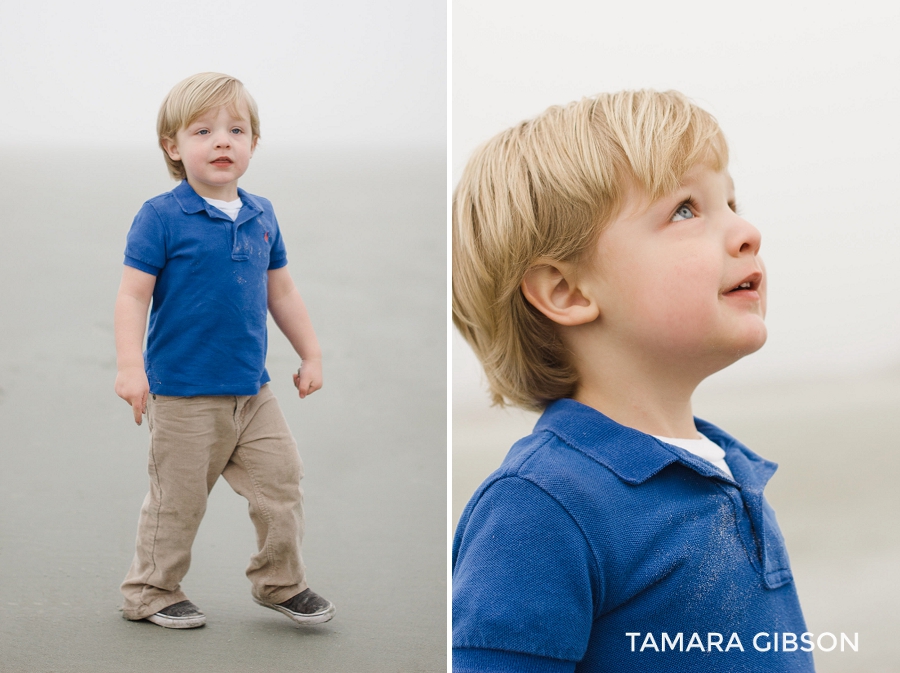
[231,128,242,134]
[198,129,209,135]
[671,204,694,222]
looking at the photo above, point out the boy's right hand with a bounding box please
[115,366,150,425]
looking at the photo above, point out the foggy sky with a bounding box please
[2,0,445,149]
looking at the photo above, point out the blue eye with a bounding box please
[231,128,243,134]
[198,129,210,135]
[671,203,694,222]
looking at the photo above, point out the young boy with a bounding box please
[114,72,334,629]
[452,91,813,671]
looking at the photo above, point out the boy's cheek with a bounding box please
[627,294,715,348]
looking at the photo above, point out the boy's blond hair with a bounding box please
[453,90,729,411]
[157,72,261,180]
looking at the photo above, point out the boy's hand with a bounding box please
[293,358,322,399]
[115,366,150,425]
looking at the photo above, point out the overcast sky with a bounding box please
[1,0,445,149]
[453,0,900,404]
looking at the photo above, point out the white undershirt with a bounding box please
[652,433,734,479]
[203,196,243,221]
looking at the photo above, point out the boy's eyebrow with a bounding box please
[650,188,691,213]
[185,105,250,125]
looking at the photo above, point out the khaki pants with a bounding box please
[121,384,307,620]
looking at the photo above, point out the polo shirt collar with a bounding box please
[535,398,777,490]
[171,180,263,225]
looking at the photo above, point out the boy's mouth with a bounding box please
[724,272,762,295]
[211,156,233,165]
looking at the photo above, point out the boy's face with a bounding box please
[162,103,256,201]
[582,164,767,372]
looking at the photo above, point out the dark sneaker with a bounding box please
[145,600,206,629]
[254,588,335,625]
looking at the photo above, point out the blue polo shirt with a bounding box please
[452,399,814,672]
[124,180,287,396]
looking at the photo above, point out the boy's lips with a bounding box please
[211,156,234,165]
[723,271,763,297]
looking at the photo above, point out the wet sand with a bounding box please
[0,146,447,672]
[453,372,900,672]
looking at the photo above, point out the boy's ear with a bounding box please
[160,137,180,161]
[521,259,600,326]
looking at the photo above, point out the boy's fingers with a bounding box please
[301,379,313,398]
[293,370,320,398]
[131,393,146,426]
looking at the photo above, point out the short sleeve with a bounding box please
[267,212,288,270]
[124,202,167,275]
[452,477,597,671]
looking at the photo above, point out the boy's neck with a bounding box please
[186,177,240,202]
[571,347,706,439]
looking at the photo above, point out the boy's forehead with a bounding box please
[621,164,734,217]
[677,163,734,192]
[187,101,251,126]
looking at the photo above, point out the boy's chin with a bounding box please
[721,322,768,364]
[692,323,767,376]
[744,321,768,353]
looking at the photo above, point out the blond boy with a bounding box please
[452,91,812,671]
[115,73,333,628]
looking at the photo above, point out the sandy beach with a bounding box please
[453,367,900,672]
[0,146,446,672]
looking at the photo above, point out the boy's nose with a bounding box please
[214,132,232,148]
[728,215,762,256]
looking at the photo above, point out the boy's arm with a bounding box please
[267,266,322,399]
[114,266,156,425]
[453,477,594,672]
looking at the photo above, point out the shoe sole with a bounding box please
[145,613,207,629]
[253,597,335,625]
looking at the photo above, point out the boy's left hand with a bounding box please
[293,358,322,399]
